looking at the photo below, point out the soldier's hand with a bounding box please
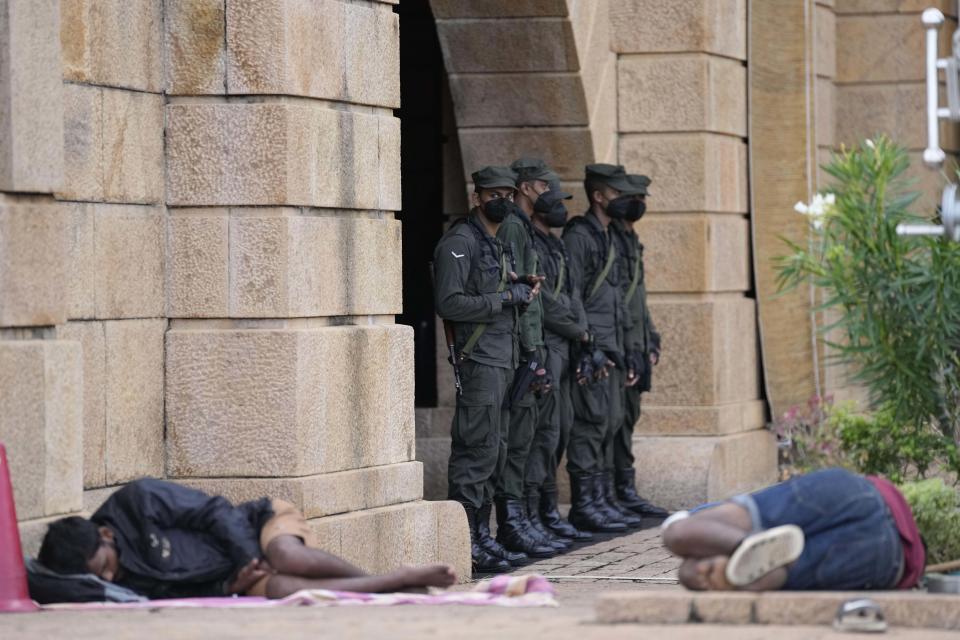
[625,369,639,387]
[502,283,533,306]
[650,351,660,366]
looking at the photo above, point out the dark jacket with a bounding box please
[92,479,272,599]
[497,209,543,354]
[563,212,623,357]
[433,212,518,370]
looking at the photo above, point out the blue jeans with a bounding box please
[734,468,903,590]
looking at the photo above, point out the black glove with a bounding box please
[501,283,532,307]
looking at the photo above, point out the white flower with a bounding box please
[795,192,835,230]
[865,139,875,150]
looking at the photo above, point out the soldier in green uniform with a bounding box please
[521,161,594,543]
[488,158,559,559]
[610,174,669,519]
[432,166,538,574]
[562,164,643,533]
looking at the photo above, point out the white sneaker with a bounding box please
[724,524,805,587]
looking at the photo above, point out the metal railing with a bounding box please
[896,7,960,242]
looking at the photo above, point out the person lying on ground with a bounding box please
[661,468,925,591]
[38,478,457,599]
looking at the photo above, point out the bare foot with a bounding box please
[695,556,734,591]
[399,564,457,589]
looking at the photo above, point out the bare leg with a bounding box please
[662,503,752,559]
[263,565,458,599]
[264,535,367,579]
[681,556,788,592]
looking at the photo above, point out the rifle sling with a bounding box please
[460,251,508,358]
[624,248,642,304]
[587,241,617,302]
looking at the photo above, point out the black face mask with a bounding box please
[605,195,632,220]
[481,197,512,223]
[624,199,646,222]
[533,189,569,228]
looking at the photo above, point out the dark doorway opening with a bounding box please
[395,0,445,407]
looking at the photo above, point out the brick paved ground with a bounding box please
[515,523,680,583]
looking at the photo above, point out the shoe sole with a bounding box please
[725,525,805,587]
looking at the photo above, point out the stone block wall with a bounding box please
[2,0,469,579]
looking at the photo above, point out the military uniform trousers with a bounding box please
[447,359,513,510]
[525,344,568,492]
[614,384,642,473]
[603,366,626,472]
[495,383,538,501]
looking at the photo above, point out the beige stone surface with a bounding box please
[816,4,836,80]
[61,0,162,92]
[610,0,746,60]
[635,400,767,437]
[835,83,960,152]
[632,429,778,511]
[692,593,756,624]
[180,462,424,519]
[618,54,746,136]
[620,134,748,213]
[61,86,164,203]
[166,103,400,209]
[595,590,691,624]
[163,0,225,95]
[436,18,578,73]
[61,82,103,201]
[836,13,952,83]
[104,319,166,484]
[636,214,750,293]
[378,117,402,211]
[83,485,119,513]
[165,210,229,317]
[755,591,960,629]
[815,77,835,148]
[166,325,415,477]
[430,0,567,18]
[225,0,399,108]
[168,210,402,318]
[449,73,589,128]
[458,127,593,181]
[0,340,83,520]
[56,321,106,488]
[94,204,165,318]
[102,88,164,204]
[0,198,67,327]
[643,295,759,406]
[64,203,95,319]
[0,0,63,194]
[307,500,470,581]
[415,406,455,439]
[836,0,955,13]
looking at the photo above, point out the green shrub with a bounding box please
[775,136,960,446]
[899,478,960,566]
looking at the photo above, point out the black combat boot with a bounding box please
[463,505,512,575]
[598,471,643,528]
[587,472,632,527]
[616,469,670,519]
[495,498,557,558]
[567,473,627,533]
[477,502,528,566]
[539,486,593,541]
[524,491,571,552]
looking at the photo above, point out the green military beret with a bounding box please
[584,163,633,192]
[472,165,518,191]
[623,174,651,196]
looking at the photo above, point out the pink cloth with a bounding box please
[40,574,557,611]
[867,476,926,589]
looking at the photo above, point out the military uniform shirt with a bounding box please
[611,222,659,355]
[563,212,624,356]
[533,226,587,354]
[433,212,518,370]
[497,209,544,353]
